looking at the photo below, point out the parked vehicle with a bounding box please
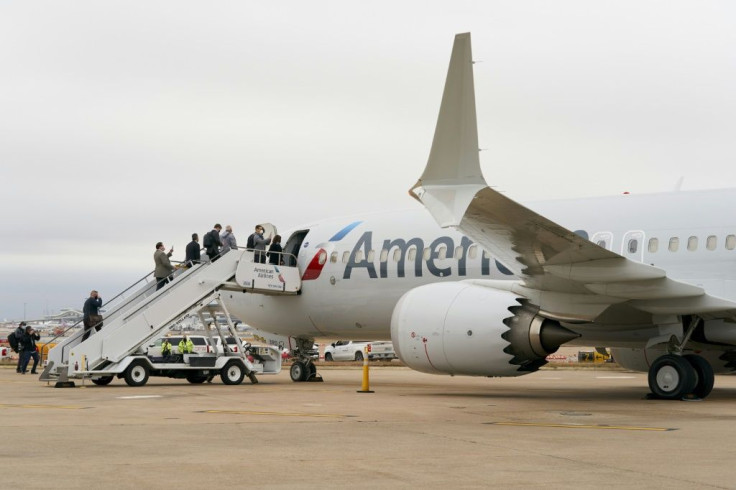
[147,335,213,357]
[324,340,395,361]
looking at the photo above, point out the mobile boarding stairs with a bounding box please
[39,248,301,387]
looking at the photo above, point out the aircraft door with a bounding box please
[590,231,613,251]
[283,230,309,267]
[622,230,645,262]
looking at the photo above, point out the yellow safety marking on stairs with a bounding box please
[490,422,674,431]
[0,403,86,410]
[202,409,348,418]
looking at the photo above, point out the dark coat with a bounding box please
[83,296,103,320]
[20,331,40,352]
[267,243,283,265]
[185,240,201,266]
[204,229,222,257]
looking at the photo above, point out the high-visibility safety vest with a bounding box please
[179,339,194,353]
[161,341,172,355]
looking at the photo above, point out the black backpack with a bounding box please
[8,327,22,353]
[203,231,213,248]
[246,233,255,249]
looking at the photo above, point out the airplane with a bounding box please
[222,32,736,400]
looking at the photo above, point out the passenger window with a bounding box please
[468,245,477,260]
[483,250,491,259]
[408,248,416,261]
[437,246,447,260]
[355,250,364,262]
[687,236,698,251]
[706,235,717,251]
[596,240,607,248]
[379,250,388,262]
[423,248,431,260]
[628,239,638,254]
[367,250,375,262]
[342,251,350,263]
[393,249,401,262]
[648,238,659,253]
[454,246,463,259]
[669,237,679,252]
[330,251,338,263]
[727,235,736,250]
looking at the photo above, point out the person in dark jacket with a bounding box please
[252,225,271,264]
[82,290,103,341]
[203,224,222,262]
[267,235,283,265]
[14,321,26,373]
[19,325,40,374]
[185,233,201,267]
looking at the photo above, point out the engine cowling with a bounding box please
[390,282,579,377]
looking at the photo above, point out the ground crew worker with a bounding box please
[179,335,194,354]
[161,338,172,358]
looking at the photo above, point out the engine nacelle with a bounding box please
[390,282,579,377]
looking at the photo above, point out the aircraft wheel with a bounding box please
[221,361,245,385]
[648,354,696,399]
[290,361,308,382]
[91,376,114,386]
[124,360,150,387]
[684,354,714,399]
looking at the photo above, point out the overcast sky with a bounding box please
[2,1,735,321]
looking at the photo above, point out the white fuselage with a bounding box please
[223,188,736,343]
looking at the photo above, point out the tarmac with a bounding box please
[2,363,736,489]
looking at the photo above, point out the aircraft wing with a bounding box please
[411,33,736,322]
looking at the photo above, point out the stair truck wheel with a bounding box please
[221,360,245,385]
[186,372,209,384]
[91,376,114,386]
[124,360,150,387]
[684,354,715,399]
[647,354,696,399]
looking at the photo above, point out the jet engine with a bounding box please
[390,282,579,377]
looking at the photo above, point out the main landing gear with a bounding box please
[647,316,715,400]
[289,337,323,383]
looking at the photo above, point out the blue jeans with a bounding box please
[21,350,40,373]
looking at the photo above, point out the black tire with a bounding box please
[91,376,114,386]
[186,373,209,384]
[684,354,715,399]
[324,353,333,362]
[648,354,696,399]
[220,361,245,385]
[306,361,317,381]
[124,360,150,387]
[290,361,308,382]
[354,351,364,362]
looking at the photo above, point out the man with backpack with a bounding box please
[203,224,222,262]
[9,321,26,373]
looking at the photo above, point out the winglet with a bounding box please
[410,32,487,227]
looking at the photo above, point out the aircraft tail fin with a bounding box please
[410,32,487,227]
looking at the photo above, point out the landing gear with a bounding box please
[289,337,323,382]
[684,354,714,399]
[647,354,714,400]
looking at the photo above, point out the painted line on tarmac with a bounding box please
[0,403,87,410]
[488,422,675,431]
[202,409,350,418]
[117,395,163,399]
[595,375,637,379]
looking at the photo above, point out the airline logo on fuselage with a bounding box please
[341,231,512,279]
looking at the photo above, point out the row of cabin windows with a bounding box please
[331,244,488,264]
[622,234,736,254]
